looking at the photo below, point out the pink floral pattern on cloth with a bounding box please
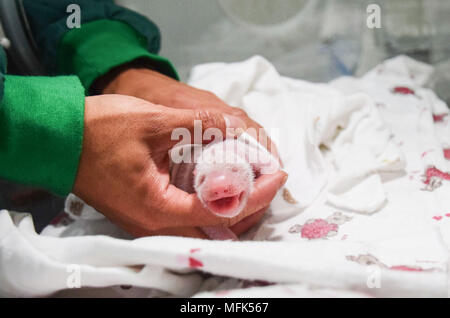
[432,213,450,221]
[433,113,448,122]
[189,257,203,268]
[443,149,450,160]
[391,86,420,99]
[188,248,203,268]
[346,254,434,272]
[176,247,204,268]
[421,166,450,191]
[289,212,352,239]
[421,149,434,158]
[300,220,338,239]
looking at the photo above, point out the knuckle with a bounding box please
[231,107,248,118]
[222,215,240,227]
[197,110,221,129]
[205,91,219,100]
[199,89,217,99]
[171,89,189,105]
[221,218,233,227]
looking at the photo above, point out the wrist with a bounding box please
[90,57,154,95]
[101,67,153,95]
[95,62,180,105]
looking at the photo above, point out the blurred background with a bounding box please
[118,0,450,102]
[1,0,449,231]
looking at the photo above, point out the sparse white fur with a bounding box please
[194,139,254,217]
[169,135,279,240]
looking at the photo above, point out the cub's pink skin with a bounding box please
[170,137,280,240]
[194,140,254,218]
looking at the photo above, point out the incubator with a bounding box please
[117,0,450,101]
[1,0,450,298]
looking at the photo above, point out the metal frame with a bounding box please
[0,0,44,75]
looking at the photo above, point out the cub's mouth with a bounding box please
[205,191,245,217]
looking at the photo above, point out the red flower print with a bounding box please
[175,248,204,268]
[421,149,434,158]
[289,212,351,239]
[347,254,428,272]
[301,219,338,239]
[392,86,415,95]
[433,114,448,122]
[421,166,450,191]
[423,166,450,184]
[188,257,203,268]
[443,149,450,160]
[433,216,443,221]
[186,248,203,268]
[390,265,423,272]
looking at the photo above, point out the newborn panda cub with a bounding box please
[170,135,279,240]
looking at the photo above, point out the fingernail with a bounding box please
[235,127,245,137]
[224,115,247,130]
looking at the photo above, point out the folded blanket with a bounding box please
[1,55,449,297]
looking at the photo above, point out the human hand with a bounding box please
[73,94,287,238]
[94,65,284,237]
[96,66,280,161]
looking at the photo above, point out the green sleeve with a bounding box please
[0,75,85,195]
[23,0,179,89]
[58,19,178,90]
[0,1,178,195]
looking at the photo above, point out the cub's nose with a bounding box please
[200,170,247,217]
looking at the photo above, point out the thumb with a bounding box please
[170,108,247,145]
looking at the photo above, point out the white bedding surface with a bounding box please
[1,56,449,298]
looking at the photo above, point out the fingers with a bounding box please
[160,170,287,229]
[153,206,268,239]
[168,108,247,146]
[230,207,267,236]
[136,207,266,240]
[158,184,233,227]
[121,220,208,239]
[149,227,208,239]
[230,170,287,224]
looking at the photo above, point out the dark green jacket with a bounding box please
[0,0,178,195]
